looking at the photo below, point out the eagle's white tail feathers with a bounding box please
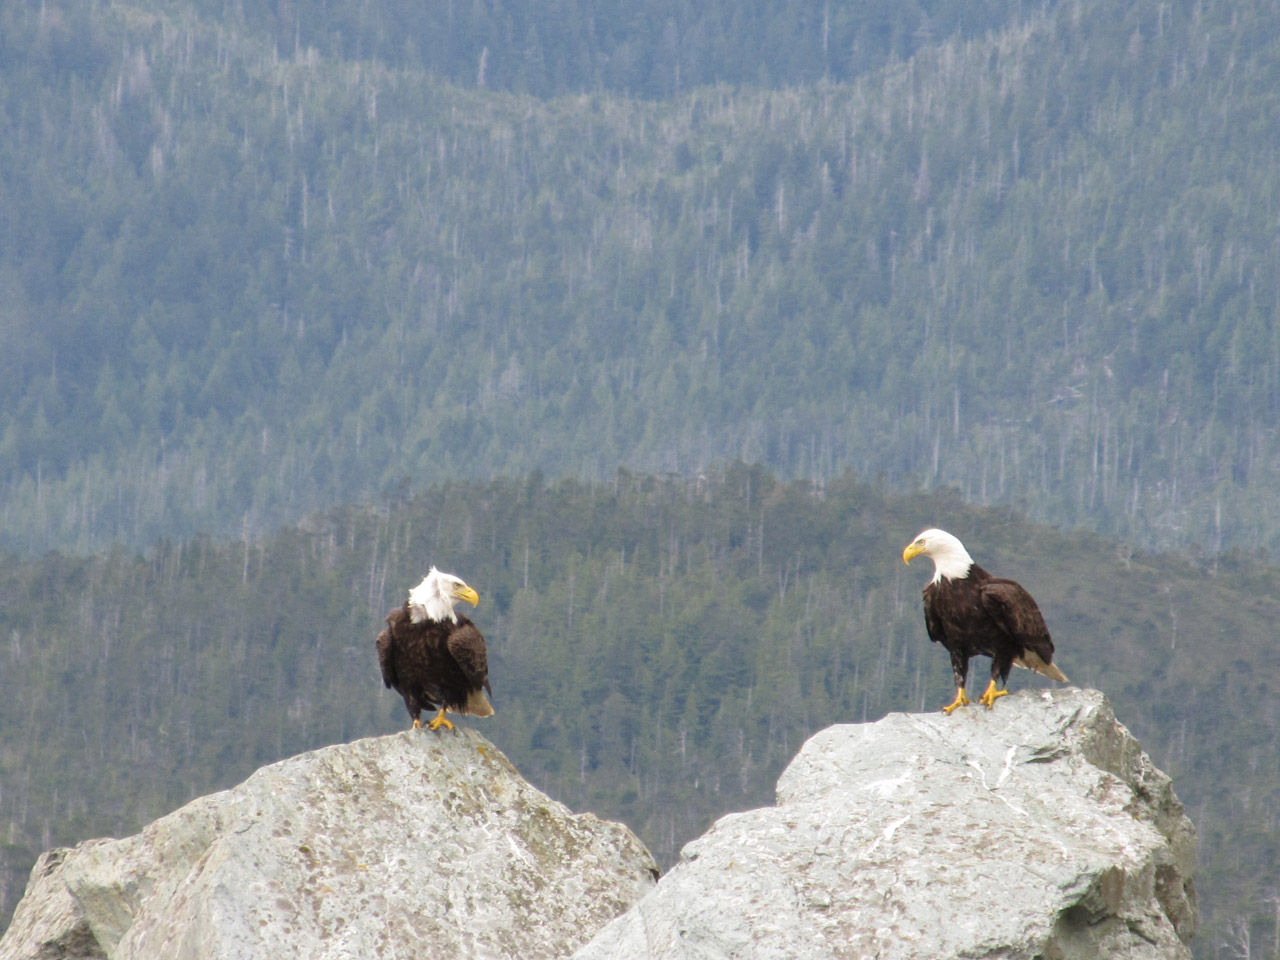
[1014,651,1069,683]
[463,689,495,718]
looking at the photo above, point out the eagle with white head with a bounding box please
[376,567,494,731]
[903,528,1068,715]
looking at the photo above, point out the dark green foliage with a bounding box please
[2,0,1280,558]
[1,469,1278,957]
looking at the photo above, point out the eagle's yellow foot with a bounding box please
[977,681,1009,709]
[411,718,423,730]
[942,687,971,715]
[426,709,454,732]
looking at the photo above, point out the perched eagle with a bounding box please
[902,528,1068,715]
[376,567,494,731]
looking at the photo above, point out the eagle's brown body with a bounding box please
[923,563,1064,694]
[376,605,493,727]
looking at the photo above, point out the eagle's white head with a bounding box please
[901,528,975,583]
[407,567,481,624]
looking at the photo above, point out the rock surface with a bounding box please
[574,688,1197,960]
[0,728,657,960]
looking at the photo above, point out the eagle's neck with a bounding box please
[409,604,455,627]
[929,541,975,583]
[407,575,458,624]
[409,601,456,625]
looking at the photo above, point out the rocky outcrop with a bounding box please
[0,728,657,960]
[2,689,1197,960]
[574,688,1197,960]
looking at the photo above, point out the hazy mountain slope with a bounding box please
[0,469,1277,957]
[3,0,1279,556]
[176,0,1042,98]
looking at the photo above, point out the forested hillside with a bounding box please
[3,0,1280,555]
[178,0,1039,98]
[1,469,1278,957]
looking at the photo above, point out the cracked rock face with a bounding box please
[574,688,1197,960]
[0,729,657,960]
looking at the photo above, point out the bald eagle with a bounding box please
[376,567,494,731]
[902,528,1068,715]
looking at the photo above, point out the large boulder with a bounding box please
[0,728,657,960]
[575,688,1197,960]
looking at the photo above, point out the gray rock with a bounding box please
[574,688,1197,960]
[0,728,657,960]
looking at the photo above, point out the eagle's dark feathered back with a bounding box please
[922,563,1064,684]
[376,603,494,727]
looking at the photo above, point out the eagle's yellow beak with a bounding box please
[454,584,480,607]
[902,541,926,564]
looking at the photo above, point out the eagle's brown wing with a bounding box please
[376,627,396,689]
[376,607,408,690]
[447,616,491,695]
[922,585,948,646]
[978,578,1055,664]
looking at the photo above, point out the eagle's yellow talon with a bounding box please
[426,709,455,732]
[977,680,1009,709]
[942,687,971,715]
